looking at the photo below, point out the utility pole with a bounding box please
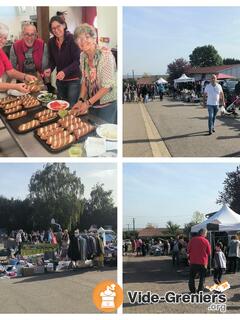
[132,69,135,80]
[133,218,135,231]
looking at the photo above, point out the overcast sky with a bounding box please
[123,7,240,75]
[0,163,117,204]
[123,163,239,229]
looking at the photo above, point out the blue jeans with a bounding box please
[56,79,80,108]
[207,104,219,132]
[90,101,117,124]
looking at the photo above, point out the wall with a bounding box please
[97,7,117,49]
[49,7,82,34]
[0,7,36,40]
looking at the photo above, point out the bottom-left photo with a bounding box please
[0,162,117,313]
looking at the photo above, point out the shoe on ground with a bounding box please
[212,129,215,133]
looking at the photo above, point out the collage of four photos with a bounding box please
[0,3,240,316]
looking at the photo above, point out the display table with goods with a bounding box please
[0,245,95,280]
[0,92,117,157]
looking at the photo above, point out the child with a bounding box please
[213,242,226,284]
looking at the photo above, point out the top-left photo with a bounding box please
[0,6,117,157]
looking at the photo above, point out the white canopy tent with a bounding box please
[174,73,195,85]
[156,77,168,84]
[191,204,240,233]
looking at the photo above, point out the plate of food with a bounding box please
[47,100,69,111]
[96,124,117,141]
[37,93,57,104]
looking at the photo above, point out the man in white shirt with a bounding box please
[203,74,225,135]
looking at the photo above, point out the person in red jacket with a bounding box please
[10,22,48,75]
[187,228,211,293]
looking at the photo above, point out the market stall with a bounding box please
[191,204,240,233]
[0,227,114,279]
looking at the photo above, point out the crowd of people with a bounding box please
[0,12,117,123]
[4,228,70,258]
[124,229,240,292]
[123,82,167,104]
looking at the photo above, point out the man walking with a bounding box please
[187,228,211,293]
[203,74,225,135]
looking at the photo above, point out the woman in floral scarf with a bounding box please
[73,24,117,124]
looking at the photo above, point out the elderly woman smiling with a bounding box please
[73,24,117,124]
[0,23,36,95]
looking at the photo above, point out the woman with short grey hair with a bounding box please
[73,23,117,124]
[0,22,36,94]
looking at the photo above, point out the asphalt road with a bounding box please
[0,267,116,313]
[123,98,240,157]
[123,255,240,313]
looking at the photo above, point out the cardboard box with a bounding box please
[22,267,34,277]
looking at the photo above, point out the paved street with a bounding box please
[0,267,116,313]
[123,255,240,313]
[123,98,240,157]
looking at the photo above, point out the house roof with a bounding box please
[138,227,166,237]
[137,76,159,85]
[188,64,240,74]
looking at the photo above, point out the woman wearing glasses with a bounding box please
[44,16,81,107]
[73,24,117,124]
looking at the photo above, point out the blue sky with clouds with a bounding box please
[123,7,240,75]
[0,163,117,204]
[123,163,240,229]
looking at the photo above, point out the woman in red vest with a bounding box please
[0,23,36,94]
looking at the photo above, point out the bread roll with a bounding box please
[37,123,59,135]
[7,111,27,120]
[4,105,23,115]
[50,134,75,150]
[18,119,40,132]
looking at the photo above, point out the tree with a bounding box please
[165,220,181,237]
[223,58,240,65]
[28,163,84,230]
[183,211,205,236]
[81,183,116,231]
[167,58,191,83]
[146,223,157,228]
[217,166,240,214]
[189,45,223,67]
[192,211,205,224]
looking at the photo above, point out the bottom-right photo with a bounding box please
[123,162,240,314]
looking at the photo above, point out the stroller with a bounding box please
[225,96,240,117]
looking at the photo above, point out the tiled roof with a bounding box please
[137,76,159,85]
[188,65,240,74]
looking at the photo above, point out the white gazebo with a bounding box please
[191,204,240,233]
[191,204,240,273]
[156,77,168,84]
[174,74,195,86]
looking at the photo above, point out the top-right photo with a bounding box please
[123,7,240,157]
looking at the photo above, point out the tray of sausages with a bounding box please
[0,96,19,108]
[0,95,41,116]
[34,114,96,153]
[4,105,59,134]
